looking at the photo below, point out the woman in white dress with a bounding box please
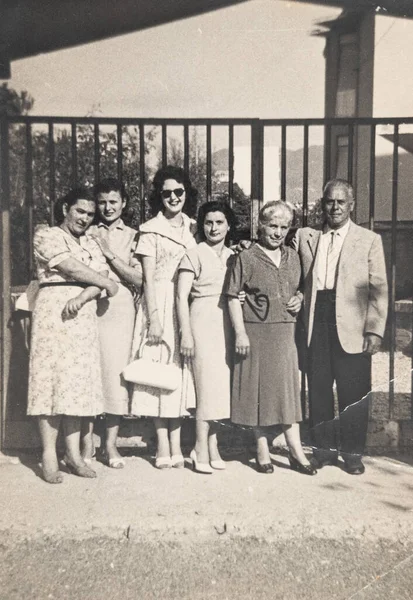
[130,166,197,469]
[28,187,118,483]
[83,179,142,468]
[177,201,236,474]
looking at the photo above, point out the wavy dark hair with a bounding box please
[148,165,198,218]
[54,186,95,225]
[93,178,129,210]
[197,200,237,245]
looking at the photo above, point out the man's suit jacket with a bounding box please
[297,221,388,354]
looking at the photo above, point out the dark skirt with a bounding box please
[231,322,302,427]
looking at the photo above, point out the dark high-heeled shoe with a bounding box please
[254,454,274,474]
[288,454,317,476]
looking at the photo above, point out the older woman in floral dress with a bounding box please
[28,187,118,483]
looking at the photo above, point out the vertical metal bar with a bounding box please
[161,124,167,167]
[301,124,310,419]
[94,123,100,184]
[347,123,354,184]
[0,117,11,450]
[324,124,332,183]
[71,122,77,185]
[389,124,398,419]
[117,124,123,183]
[302,125,309,227]
[25,124,34,278]
[369,124,376,231]
[183,125,189,174]
[228,125,234,208]
[281,125,287,200]
[250,120,263,240]
[48,123,55,226]
[206,125,212,201]
[139,124,146,223]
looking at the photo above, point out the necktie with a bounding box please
[325,231,338,289]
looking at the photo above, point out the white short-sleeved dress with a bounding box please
[179,242,235,421]
[88,221,141,415]
[27,226,106,416]
[130,212,197,418]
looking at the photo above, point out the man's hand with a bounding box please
[363,333,382,355]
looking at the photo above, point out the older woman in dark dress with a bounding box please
[225,201,316,475]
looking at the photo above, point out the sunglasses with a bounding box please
[161,188,185,200]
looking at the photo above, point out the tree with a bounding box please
[0,83,34,116]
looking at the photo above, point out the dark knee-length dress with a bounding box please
[225,243,302,427]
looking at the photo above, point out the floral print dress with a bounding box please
[27,226,106,416]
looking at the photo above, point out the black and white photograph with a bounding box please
[0,1,413,598]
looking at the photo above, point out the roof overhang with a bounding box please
[294,0,413,19]
[2,0,413,79]
[0,0,249,77]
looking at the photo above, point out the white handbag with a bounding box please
[122,340,181,392]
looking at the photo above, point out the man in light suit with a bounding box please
[297,179,388,474]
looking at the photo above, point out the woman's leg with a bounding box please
[154,417,170,458]
[283,423,311,465]
[105,414,124,467]
[253,427,271,465]
[80,417,95,462]
[195,419,210,464]
[208,422,223,463]
[63,416,96,477]
[38,415,63,483]
[169,418,182,457]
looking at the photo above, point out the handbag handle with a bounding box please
[138,339,172,365]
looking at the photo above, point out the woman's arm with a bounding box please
[176,270,195,358]
[142,255,163,344]
[93,235,143,289]
[61,286,102,320]
[56,256,118,297]
[228,297,250,357]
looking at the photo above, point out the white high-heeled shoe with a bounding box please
[190,450,213,474]
[210,459,226,470]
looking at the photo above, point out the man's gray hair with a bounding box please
[323,179,355,202]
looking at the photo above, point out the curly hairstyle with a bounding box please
[93,178,129,210]
[197,200,237,245]
[148,165,198,218]
[54,186,95,225]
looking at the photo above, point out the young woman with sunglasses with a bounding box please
[130,166,197,469]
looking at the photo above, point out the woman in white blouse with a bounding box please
[85,179,142,468]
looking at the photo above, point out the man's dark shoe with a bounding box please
[344,456,365,475]
[312,449,339,469]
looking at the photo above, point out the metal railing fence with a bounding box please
[1,115,412,448]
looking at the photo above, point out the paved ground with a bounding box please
[1,449,413,599]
